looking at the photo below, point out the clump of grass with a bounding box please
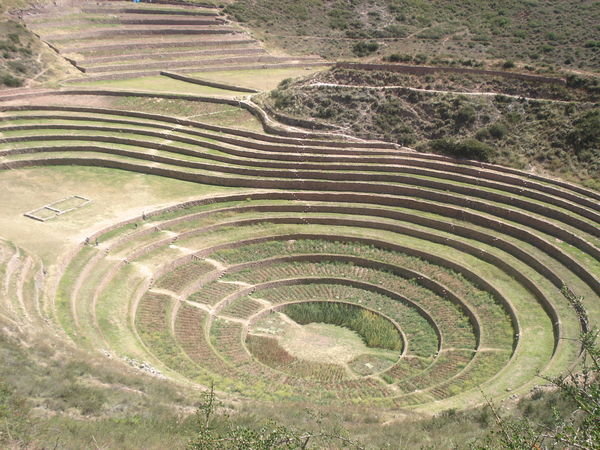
[283,302,402,351]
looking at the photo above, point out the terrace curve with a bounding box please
[0,82,597,412]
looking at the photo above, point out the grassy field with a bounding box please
[70,75,245,97]
[0,166,234,261]
[188,66,329,91]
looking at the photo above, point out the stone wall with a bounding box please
[336,62,566,85]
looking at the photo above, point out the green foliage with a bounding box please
[224,0,600,68]
[262,67,598,183]
[487,122,508,139]
[429,138,495,161]
[374,98,417,145]
[0,383,29,446]
[0,71,22,87]
[283,302,402,351]
[566,74,600,93]
[386,53,413,63]
[454,105,477,127]
[567,109,600,153]
[352,41,379,57]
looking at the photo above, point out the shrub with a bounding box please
[475,128,491,140]
[488,122,508,139]
[382,24,408,38]
[386,53,412,63]
[567,109,600,153]
[277,78,293,89]
[269,89,294,109]
[352,41,379,57]
[413,53,428,64]
[429,138,495,161]
[453,106,476,127]
[502,60,515,69]
[566,75,600,93]
[0,73,23,87]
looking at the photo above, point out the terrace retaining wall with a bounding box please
[336,63,566,85]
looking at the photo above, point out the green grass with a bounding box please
[245,334,349,382]
[54,245,97,339]
[70,75,244,97]
[283,301,403,351]
[256,283,439,358]
[189,66,330,91]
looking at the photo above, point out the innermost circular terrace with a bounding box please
[246,301,404,379]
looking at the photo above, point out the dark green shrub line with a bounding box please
[282,302,402,351]
[427,137,495,161]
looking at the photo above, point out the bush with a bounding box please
[488,122,508,139]
[352,41,379,57]
[567,109,600,153]
[502,60,515,69]
[454,105,476,127]
[0,73,23,87]
[413,53,428,64]
[429,138,495,161]
[382,24,408,38]
[277,78,293,89]
[584,40,600,48]
[386,53,412,63]
[566,74,600,93]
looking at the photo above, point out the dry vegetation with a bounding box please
[261,67,600,189]
[226,0,600,71]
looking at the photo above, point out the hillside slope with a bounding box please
[0,1,78,88]
[226,0,600,71]
[260,67,599,188]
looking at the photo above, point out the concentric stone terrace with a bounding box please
[22,1,325,81]
[0,95,598,410]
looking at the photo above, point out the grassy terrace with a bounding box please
[34,182,590,410]
[2,138,598,270]
[19,0,326,84]
[1,114,597,228]
[0,5,598,437]
[0,0,598,446]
